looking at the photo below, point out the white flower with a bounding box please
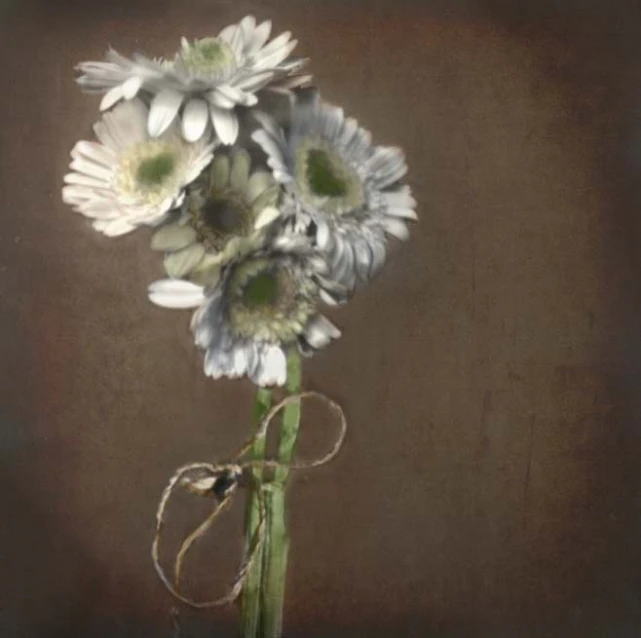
[62,100,215,237]
[150,148,282,285]
[251,95,417,292]
[76,16,310,145]
[148,236,343,386]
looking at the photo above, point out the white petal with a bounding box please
[210,107,239,145]
[148,279,205,309]
[100,84,124,111]
[181,98,209,142]
[218,23,238,44]
[217,84,257,107]
[254,206,281,229]
[64,172,110,188]
[122,76,143,99]
[254,39,297,71]
[95,218,136,236]
[148,88,184,138]
[316,221,332,250]
[386,207,418,221]
[258,346,287,386]
[231,70,274,92]
[382,218,410,240]
[304,315,341,349]
[240,15,257,43]
[69,157,112,182]
[247,20,272,55]
[101,99,148,149]
[251,130,285,167]
[72,140,116,166]
[383,190,417,209]
[208,89,236,109]
[254,31,292,61]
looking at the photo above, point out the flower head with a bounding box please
[251,95,417,292]
[148,235,343,386]
[62,100,215,236]
[76,16,310,145]
[150,148,282,285]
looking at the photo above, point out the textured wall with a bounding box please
[2,1,641,636]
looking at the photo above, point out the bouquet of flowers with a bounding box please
[62,15,416,638]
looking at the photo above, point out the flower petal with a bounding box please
[254,205,281,229]
[303,315,341,349]
[100,84,124,111]
[210,107,239,145]
[151,223,198,251]
[148,279,205,309]
[164,243,207,278]
[211,154,230,189]
[382,218,410,240]
[230,149,251,190]
[148,88,184,138]
[122,76,143,99]
[247,170,274,203]
[181,98,209,142]
[247,20,272,55]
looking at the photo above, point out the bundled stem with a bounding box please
[239,351,302,638]
[239,387,272,638]
[262,351,302,638]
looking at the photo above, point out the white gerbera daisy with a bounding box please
[76,16,310,146]
[148,235,343,386]
[251,94,417,292]
[62,100,215,237]
[150,148,282,285]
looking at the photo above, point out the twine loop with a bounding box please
[152,391,347,609]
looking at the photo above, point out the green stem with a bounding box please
[262,350,302,638]
[239,387,272,638]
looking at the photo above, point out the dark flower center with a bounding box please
[243,272,279,308]
[306,149,349,197]
[136,152,175,186]
[190,190,252,251]
[203,197,247,234]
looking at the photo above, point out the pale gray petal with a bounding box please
[151,224,197,251]
[247,170,274,203]
[211,154,230,189]
[164,243,206,278]
[230,149,251,190]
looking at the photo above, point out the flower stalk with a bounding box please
[240,386,272,638]
[261,350,302,638]
[240,350,302,638]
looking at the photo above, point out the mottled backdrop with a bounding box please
[2,0,641,636]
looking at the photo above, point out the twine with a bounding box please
[152,391,347,609]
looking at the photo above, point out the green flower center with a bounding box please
[182,37,235,78]
[295,140,364,216]
[136,152,176,186]
[228,259,317,343]
[243,272,279,308]
[306,149,349,197]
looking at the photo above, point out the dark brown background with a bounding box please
[2,0,641,636]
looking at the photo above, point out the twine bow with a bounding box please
[152,391,347,609]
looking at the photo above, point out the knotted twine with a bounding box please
[152,391,347,609]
